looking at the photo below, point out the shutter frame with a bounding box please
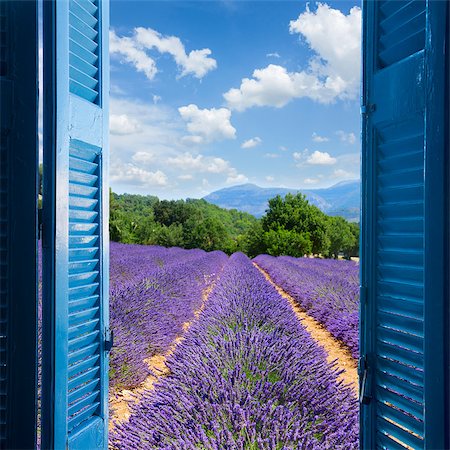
[0,2,38,448]
[42,1,109,448]
[361,1,449,448]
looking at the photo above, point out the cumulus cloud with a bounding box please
[306,150,337,165]
[178,104,236,143]
[293,149,336,165]
[337,130,357,144]
[110,30,158,80]
[166,153,246,185]
[223,4,361,111]
[312,132,329,143]
[110,114,142,135]
[110,27,216,80]
[241,137,262,149]
[289,4,361,100]
[110,163,168,187]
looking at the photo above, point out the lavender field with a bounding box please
[109,244,359,449]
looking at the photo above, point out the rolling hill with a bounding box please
[203,180,360,221]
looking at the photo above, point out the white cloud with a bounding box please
[152,95,162,104]
[135,27,217,79]
[110,114,142,135]
[304,177,320,185]
[223,4,361,111]
[306,150,337,165]
[110,30,157,80]
[290,3,361,100]
[178,104,236,143]
[266,175,275,182]
[337,130,357,144]
[110,163,168,187]
[312,132,329,143]
[264,153,281,159]
[241,137,262,149]
[166,152,231,174]
[266,52,281,58]
[110,27,217,80]
[132,151,155,164]
[226,171,248,185]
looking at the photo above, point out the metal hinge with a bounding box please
[104,328,114,352]
[359,285,367,304]
[358,355,371,405]
[361,103,376,115]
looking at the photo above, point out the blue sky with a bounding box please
[109,1,361,199]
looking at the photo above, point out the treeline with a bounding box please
[109,191,359,258]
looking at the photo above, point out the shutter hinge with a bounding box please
[105,328,114,352]
[358,355,371,405]
[361,103,376,115]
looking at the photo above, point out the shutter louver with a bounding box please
[69,0,99,104]
[378,0,426,68]
[362,1,448,449]
[67,140,102,433]
[375,120,425,448]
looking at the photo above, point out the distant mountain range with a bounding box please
[203,180,360,222]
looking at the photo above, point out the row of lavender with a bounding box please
[111,253,358,449]
[254,255,359,358]
[109,242,227,390]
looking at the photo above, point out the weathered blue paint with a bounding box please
[361,1,449,448]
[42,0,109,448]
[0,1,38,448]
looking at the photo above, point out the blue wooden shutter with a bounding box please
[0,1,38,448]
[361,1,448,449]
[42,0,110,448]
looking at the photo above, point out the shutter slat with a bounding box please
[69,222,98,236]
[69,234,98,247]
[68,379,100,406]
[69,247,98,261]
[70,0,98,29]
[377,340,423,368]
[377,416,424,449]
[377,371,423,405]
[69,329,99,350]
[68,319,99,340]
[378,356,423,386]
[377,402,423,438]
[69,260,99,274]
[68,365,99,391]
[69,283,99,300]
[69,295,99,314]
[68,343,100,367]
[69,271,99,287]
[68,402,100,432]
[376,386,423,419]
[378,310,423,335]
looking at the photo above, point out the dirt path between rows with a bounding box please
[253,262,358,396]
[108,279,218,432]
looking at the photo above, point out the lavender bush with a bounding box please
[254,255,359,358]
[111,253,358,449]
[109,243,227,390]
